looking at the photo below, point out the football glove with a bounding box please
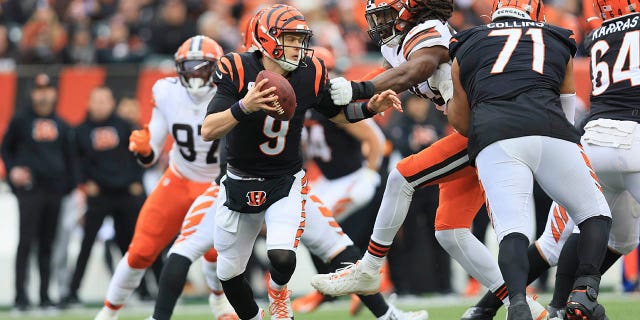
[427,63,453,109]
[129,125,152,157]
[330,77,376,106]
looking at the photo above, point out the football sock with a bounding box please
[527,243,552,283]
[153,254,192,320]
[549,234,579,308]
[369,168,414,248]
[105,253,147,306]
[498,233,530,300]
[435,228,504,294]
[220,273,258,319]
[576,216,611,277]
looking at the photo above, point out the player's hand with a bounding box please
[330,77,353,105]
[428,63,453,110]
[9,166,32,188]
[241,78,279,114]
[367,89,402,114]
[360,167,381,187]
[129,125,152,156]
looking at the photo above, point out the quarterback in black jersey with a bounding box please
[447,1,612,319]
[199,4,400,320]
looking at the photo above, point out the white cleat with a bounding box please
[209,293,239,320]
[380,305,429,320]
[505,295,548,320]
[310,261,380,296]
[268,283,293,320]
[95,307,119,320]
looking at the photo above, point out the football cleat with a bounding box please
[566,276,608,320]
[526,295,548,320]
[95,306,119,320]
[547,305,566,320]
[209,293,239,320]
[380,305,429,320]
[505,295,532,320]
[268,281,293,319]
[310,261,380,296]
[460,306,497,320]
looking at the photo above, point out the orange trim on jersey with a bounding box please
[403,28,441,60]
[552,224,561,243]
[202,186,219,198]
[231,53,245,92]
[220,57,233,80]
[311,56,323,95]
[357,66,387,81]
[190,200,214,215]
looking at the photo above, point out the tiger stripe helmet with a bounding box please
[174,35,224,97]
[254,4,312,71]
[594,0,639,20]
[242,8,267,52]
[491,0,546,22]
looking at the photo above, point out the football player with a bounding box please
[199,4,401,319]
[311,1,544,318]
[446,0,613,318]
[94,35,228,320]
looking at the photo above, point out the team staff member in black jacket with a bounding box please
[1,73,76,311]
[63,86,145,304]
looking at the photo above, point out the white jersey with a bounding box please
[381,19,452,100]
[147,77,221,182]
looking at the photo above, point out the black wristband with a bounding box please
[137,150,155,164]
[344,102,376,123]
[351,81,375,100]
[229,101,250,122]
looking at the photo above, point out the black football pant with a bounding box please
[14,188,63,305]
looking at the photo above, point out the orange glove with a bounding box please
[129,125,152,157]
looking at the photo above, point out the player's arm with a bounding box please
[446,58,470,136]
[330,46,448,104]
[340,120,383,171]
[201,78,278,141]
[329,89,402,124]
[559,57,577,124]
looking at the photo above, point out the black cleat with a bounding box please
[460,306,498,320]
[507,294,532,320]
[547,305,566,320]
[565,276,608,320]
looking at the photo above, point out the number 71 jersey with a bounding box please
[147,77,221,183]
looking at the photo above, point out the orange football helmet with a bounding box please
[254,4,312,71]
[242,8,266,52]
[594,0,639,21]
[365,0,426,46]
[490,0,546,22]
[174,35,224,97]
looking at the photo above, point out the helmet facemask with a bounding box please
[177,59,216,99]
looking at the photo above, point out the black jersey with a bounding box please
[450,19,581,161]
[304,110,363,179]
[583,14,640,124]
[207,51,342,177]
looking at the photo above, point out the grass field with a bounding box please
[2,292,640,320]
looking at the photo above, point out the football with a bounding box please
[255,69,297,121]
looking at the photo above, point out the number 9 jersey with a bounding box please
[146,77,222,182]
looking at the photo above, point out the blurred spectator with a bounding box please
[1,73,76,311]
[149,0,196,56]
[62,86,145,306]
[197,10,240,52]
[115,94,142,126]
[0,22,17,71]
[18,6,68,64]
[387,95,447,157]
[63,25,96,64]
[95,14,147,63]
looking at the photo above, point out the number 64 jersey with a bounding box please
[147,77,221,182]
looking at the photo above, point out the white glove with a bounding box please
[427,63,453,108]
[330,77,353,105]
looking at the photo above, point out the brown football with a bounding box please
[255,70,297,121]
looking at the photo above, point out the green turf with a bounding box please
[3,293,640,319]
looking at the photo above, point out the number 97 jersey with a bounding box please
[147,77,221,183]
